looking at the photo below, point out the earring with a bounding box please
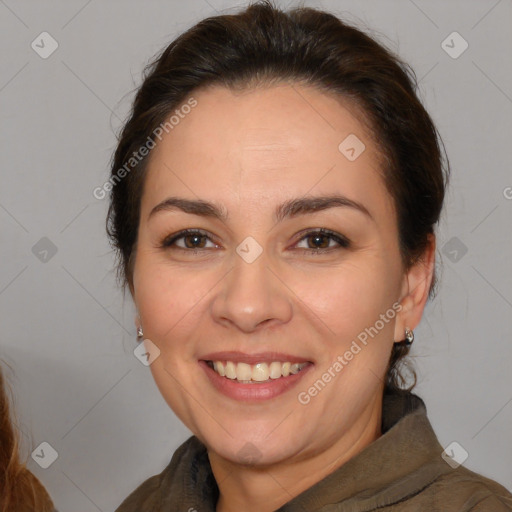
[403,327,414,346]
[136,326,144,341]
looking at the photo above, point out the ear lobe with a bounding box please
[393,234,436,342]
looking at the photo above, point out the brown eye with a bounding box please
[161,229,217,250]
[306,233,330,249]
[295,229,350,252]
[182,233,207,249]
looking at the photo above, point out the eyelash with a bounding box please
[160,228,350,255]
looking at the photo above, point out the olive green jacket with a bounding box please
[115,391,512,511]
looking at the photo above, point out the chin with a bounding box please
[197,420,306,467]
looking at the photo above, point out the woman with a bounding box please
[0,364,56,512]
[109,1,512,510]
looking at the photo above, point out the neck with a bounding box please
[210,393,383,512]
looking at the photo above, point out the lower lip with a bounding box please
[199,361,313,402]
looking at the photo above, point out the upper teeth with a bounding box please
[211,361,308,382]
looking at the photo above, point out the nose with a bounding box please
[210,250,293,333]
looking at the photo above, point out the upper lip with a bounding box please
[200,351,312,365]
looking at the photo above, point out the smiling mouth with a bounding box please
[205,360,311,383]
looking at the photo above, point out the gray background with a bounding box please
[0,0,511,510]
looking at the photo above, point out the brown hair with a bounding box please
[0,364,55,512]
[106,0,449,393]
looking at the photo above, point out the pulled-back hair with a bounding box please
[107,0,449,393]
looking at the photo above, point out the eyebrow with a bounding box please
[148,195,373,223]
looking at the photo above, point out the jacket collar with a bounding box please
[154,389,452,511]
[278,390,452,511]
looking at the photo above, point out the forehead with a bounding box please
[142,83,394,222]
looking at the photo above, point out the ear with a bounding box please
[393,234,436,342]
[128,280,135,299]
[134,313,141,331]
[128,281,138,330]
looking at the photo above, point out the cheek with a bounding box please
[133,256,209,417]
[296,260,400,340]
[133,252,216,352]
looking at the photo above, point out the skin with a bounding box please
[131,83,435,512]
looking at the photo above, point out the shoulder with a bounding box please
[114,436,204,512]
[367,390,512,511]
[427,464,512,511]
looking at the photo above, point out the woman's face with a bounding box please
[132,83,426,467]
